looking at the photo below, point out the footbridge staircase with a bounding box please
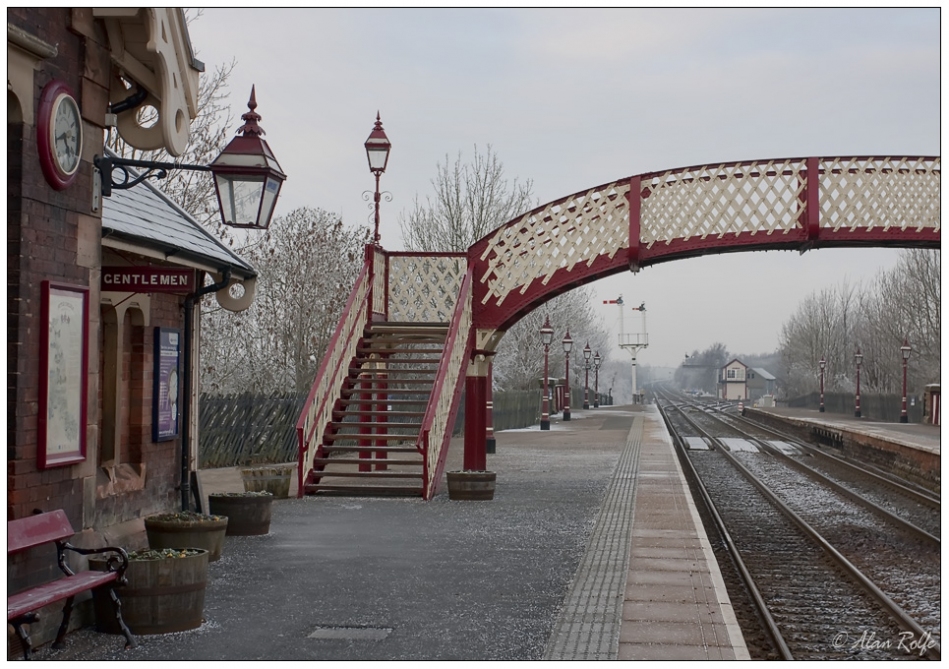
[297,155,939,499]
[296,248,472,498]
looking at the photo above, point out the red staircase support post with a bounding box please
[464,370,487,471]
[375,363,388,471]
[359,376,372,472]
[485,361,496,455]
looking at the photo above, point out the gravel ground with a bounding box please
[33,409,634,661]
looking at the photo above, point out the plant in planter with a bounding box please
[208,491,274,536]
[143,511,227,562]
[92,548,209,635]
[240,464,295,498]
[446,470,496,501]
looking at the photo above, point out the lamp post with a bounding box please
[540,316,554,431]
[562,330,573,421]
[593,352,601,408]
[900,338,912,423]
[96,87,287,230]
[854,348,863,418]
[818,356,826,412]
[583,343,592,410]
[364,112,392,244]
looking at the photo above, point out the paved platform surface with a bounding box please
[751,405,941,456]
[33,404,746,661]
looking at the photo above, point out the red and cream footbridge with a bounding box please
[296,155,940,499]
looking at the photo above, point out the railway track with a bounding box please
[657,391,940,660]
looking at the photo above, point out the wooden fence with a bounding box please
[200,386,611,468]
[787,391,924,423]
[198,393,307,468]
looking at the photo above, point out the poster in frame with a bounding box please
[38,280,89,469]
[153,327,181,442]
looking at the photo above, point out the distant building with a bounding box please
[719,360,777,401]
[719,359,748,400]
[746,367,776,401]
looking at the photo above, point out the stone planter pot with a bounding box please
[92,548,209,635]
[446,470,496,501]
[144,513,227,562]
[240,465,294,499]
[208,492,273,536]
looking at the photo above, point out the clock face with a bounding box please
[37,81,83,190]
[52,94,81,175]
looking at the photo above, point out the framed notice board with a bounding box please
[38,281,89,469]
[153,327,182,442]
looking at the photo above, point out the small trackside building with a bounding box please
[719,359,748,401]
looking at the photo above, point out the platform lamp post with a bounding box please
[900,339,912,423]
[818,356,826,412]
[540,316,554,431]
[562,330,573,421]
[854,348,863,418]
[364,112,392,244]
[583,343,592,410]
[593,352,601,408]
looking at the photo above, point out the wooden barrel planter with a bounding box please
[208,492,273,536]
[240,465,294,499]
[446,470,497,501]
[144,513,228,562]
[91,548,209,635]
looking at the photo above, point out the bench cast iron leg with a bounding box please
[53,595,74,649]
[11,612,39,660]
[109,586,136,649]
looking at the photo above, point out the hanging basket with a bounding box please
[446,470,496,501]
[209,492,273,536]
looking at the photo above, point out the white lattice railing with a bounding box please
[296,261,371,496]
[818,157,940,232]
[475,156,939,310]
[640,159,807,245]
[419,267,473,499]
[388,253,467,322]
[477,182,630,308]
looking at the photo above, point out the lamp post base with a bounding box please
[855,410,861,418]
[819,406,825,412]
[900,415,909,424]
[540,420,550,431]
[564,410,571,421]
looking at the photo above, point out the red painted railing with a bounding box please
[295,259,373,496]
[418,266,473,499]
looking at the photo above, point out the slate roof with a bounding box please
[751,367,776,381]
[100,152,256,279]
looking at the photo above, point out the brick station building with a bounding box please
[8,8,257,648]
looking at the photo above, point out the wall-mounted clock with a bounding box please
[37,80,83,191]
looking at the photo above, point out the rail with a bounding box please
[295,260,372,496]
[418,266,473,499]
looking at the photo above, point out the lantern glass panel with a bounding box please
[216,174,265,227]
[367,145,389,172]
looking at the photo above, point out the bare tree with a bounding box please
[779,249,940,398]
[399,145,535,252]
[201,208,370,394]
[492,288,611,391]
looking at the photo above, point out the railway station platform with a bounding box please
[29,404,748,661]
[745,406,940,492]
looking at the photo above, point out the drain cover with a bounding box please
[307,626,392,641]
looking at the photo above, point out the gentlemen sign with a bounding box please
[101,267,195,293]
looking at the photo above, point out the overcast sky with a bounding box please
[188,8,939,368]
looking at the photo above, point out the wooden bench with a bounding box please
[7,510,135,659]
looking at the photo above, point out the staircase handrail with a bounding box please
[418,265,474,499]
[296,260,372,496]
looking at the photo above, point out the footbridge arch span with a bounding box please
[469,156,939,333]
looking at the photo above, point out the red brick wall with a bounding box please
[8,9,95,528]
